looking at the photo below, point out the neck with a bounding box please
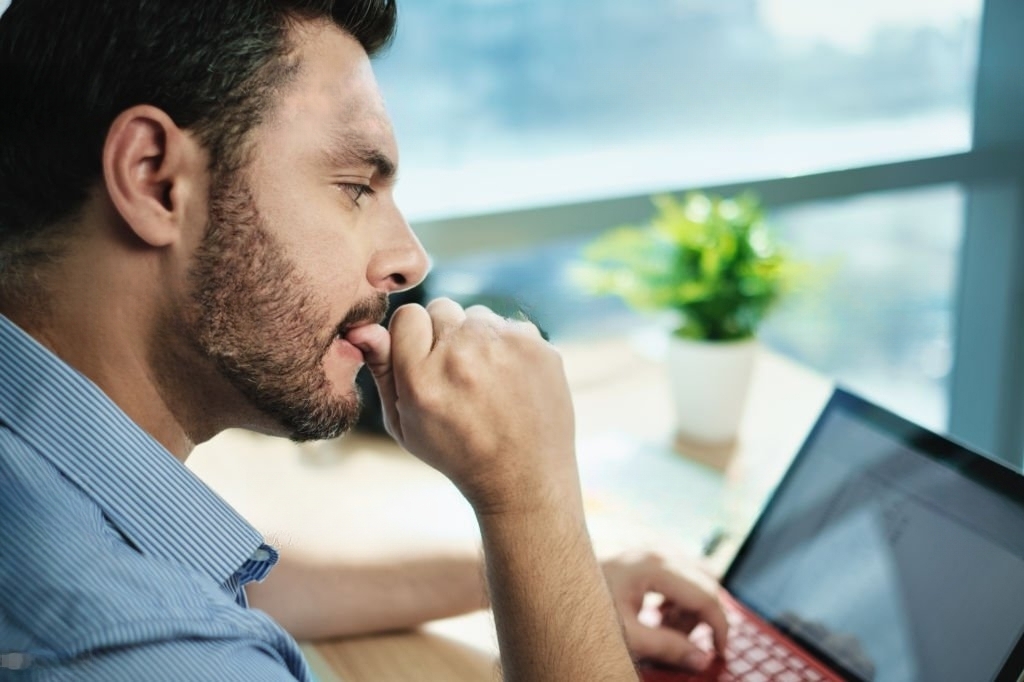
[2,288,203,462]
[0,220,240,462]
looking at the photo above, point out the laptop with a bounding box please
[640,387,1024,682]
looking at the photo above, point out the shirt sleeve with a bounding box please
[20,638,306,682]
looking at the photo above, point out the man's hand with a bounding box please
[602,552,729,672]
[349,298,577,515]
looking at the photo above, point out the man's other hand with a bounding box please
[602,552,729,673]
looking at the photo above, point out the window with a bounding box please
[377,0,983,220]
[761,185,964,432]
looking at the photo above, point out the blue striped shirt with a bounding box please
[0,315,313,681]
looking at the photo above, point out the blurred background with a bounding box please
[369,0,1024,469]
[2,0,1019,467]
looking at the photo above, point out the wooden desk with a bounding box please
[188,335,832,682]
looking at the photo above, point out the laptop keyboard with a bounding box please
[639,600,835,682]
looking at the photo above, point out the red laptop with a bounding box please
[641,388,1024,682]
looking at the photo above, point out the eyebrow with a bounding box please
[321,130,398,184]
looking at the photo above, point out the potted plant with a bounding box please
[575,191,795,452]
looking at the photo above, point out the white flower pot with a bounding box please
[667,336,757,446]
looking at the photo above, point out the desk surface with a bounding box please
[188,335,833,682]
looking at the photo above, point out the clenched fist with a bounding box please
[347,298,578,516]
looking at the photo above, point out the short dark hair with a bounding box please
[0,0,396,280]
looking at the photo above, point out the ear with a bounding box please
[102,105,204,248]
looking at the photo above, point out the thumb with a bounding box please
[345,323,400,439]
[627,622,713,673]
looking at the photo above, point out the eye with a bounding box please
[338,182,375,206]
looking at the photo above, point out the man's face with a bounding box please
[184,20,428,441]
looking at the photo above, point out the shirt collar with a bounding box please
[0,314,267,585]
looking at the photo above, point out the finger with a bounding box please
[650,574,730,654]
[387,303,435,378]
[346,323,399,434]
[659,603,700,634]
[464,304,542,339]
[627,622,713,672]
[346,323,390,380]
[508,317,543,338]
[424,297,467,345]
[464,304,500,321]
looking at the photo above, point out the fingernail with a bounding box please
[684,651,710,671]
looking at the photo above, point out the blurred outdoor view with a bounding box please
[378,0,982,220]
[385,0,985,432]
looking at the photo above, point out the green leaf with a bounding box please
[575,191,805,340]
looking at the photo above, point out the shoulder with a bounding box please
[0,429,201,646]
[0,428,302,677]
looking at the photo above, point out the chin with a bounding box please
[323,343,366,391]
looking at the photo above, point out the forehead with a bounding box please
[262,19,396,158]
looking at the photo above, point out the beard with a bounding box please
[184,168,388,441]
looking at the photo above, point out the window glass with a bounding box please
[428,184,964,433]
[762,185,963,432]
[376,0,983,220]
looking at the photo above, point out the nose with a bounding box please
[369,206,431,294]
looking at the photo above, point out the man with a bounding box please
[0,1,727,680]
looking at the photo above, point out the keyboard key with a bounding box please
[729,636,752,652]
[726,658,754,675]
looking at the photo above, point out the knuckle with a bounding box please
[461,315,493,336]
[518,334,554,360]
[389,302,422,326]
[509,316,540,334]
[443,349,483,387]
[639,550,665,567]
[465,304,496,316]
[614,550,654,572]
[426,296,457,309]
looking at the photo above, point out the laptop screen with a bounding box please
[722,388,1024,682]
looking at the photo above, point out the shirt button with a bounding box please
[250,548,272,562]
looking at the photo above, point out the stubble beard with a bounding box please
[184,167,387,441]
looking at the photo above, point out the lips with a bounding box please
[333,293,390,347]
[328,332,366,365]
[337,318,381,340]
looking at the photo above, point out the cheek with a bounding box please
[291,239,369,319]
[248,173,373,310]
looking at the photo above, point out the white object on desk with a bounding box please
[667,335,757,446]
